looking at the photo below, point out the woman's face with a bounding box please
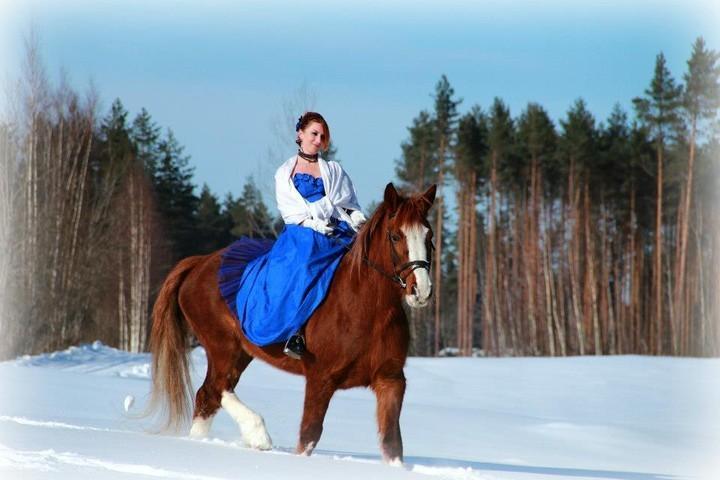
[298,121,326,155]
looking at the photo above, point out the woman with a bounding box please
[218,112,367,359]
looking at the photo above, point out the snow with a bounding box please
[123,396,134,413]
[1,342,718,479]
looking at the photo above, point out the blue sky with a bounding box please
[1,0,718,209]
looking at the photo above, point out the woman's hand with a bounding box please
[349,210,367,230]
[303,217,334,235]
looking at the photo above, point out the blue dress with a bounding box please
[218,173,355,346]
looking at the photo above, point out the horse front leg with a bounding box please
[373,373,406,465]
[296,376,337,455]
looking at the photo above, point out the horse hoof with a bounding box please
[245,429,273,450]
[297,441,316,456]
[189,415,213,439]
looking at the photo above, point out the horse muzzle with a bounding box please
[404,270,432,308]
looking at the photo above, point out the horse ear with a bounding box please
[423,184,437,205]
[384,182,400,210]
[420,184,437,213]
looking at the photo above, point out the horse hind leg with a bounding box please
[224,349,272,449]
[189,357,227,439]
[190,380,218,438]
[190,348,272,450]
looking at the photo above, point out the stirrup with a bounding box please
[283,334,305,360]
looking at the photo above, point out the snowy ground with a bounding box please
[1,342,718,480]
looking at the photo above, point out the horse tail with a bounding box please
[146,255,204,433]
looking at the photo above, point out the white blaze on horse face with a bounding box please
[400,223,431,307]
[220,391,273,450]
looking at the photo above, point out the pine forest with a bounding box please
[0,38,718,359]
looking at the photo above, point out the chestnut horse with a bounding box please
[147,183,436,465]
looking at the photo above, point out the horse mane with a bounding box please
[348,189,431,279]
[348,200,389,279]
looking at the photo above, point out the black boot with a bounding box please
[283,333,305,360]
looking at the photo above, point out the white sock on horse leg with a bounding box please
[189,414,214,438]
[220,391,273,450]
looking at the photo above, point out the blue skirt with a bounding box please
[218,222,354,346]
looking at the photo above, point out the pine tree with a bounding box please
[431,75,461,355]
[454,106,486,356]
[196,184,229,254]
[633,52,684,354]
[101,99,132,154]
[517,102,557,355]
[221,192,240,240]
[230,177,276,239]
[598,104,632,204]
[559,99,598,175]
[155,129,199,261]
[694,122,720,355]
[485,99,516,354]
[98,99,156,353]
[395,110,437,192]
[558,98,600,355]
[130,108,161,179]
[394,109,438,355]
[517,103,557,196]
[98,98,135,187]
[487,99,517,190]
[673,38,720,353]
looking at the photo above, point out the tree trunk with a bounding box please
[434,168,444,355]
[568,159,585,355]
[673,118,697,355]
[583,183,601,355]
[456,184,467,355]
[469,172,477,355]
[484,153,498,355]
[653,142,664,354]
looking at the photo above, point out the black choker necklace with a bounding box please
[298,149,319,162]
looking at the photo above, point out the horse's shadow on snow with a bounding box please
[312,448,681,480]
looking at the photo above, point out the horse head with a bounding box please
[351,182,437,308]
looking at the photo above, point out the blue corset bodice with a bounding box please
[293,173,325,201]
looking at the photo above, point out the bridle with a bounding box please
[360,229,433,289]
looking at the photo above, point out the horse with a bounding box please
[147,182,436,465]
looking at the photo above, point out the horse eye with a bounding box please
[391,233,401,243]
